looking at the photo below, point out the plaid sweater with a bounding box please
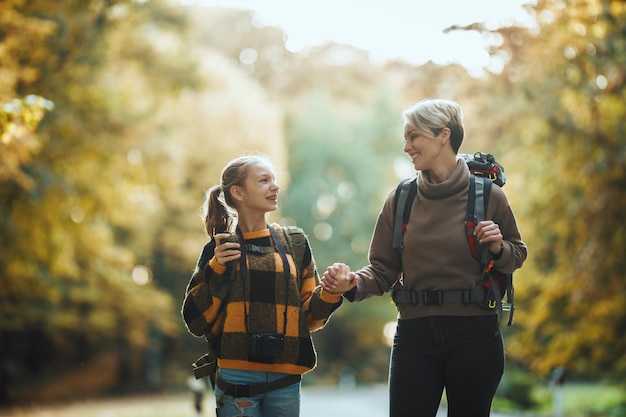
[182,223,342,375]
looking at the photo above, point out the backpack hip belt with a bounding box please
[391,287,491,306]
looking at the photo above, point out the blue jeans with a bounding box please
[389,315,504,417]
[215,368,301,417]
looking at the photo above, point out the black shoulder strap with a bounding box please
[392,177,417,249]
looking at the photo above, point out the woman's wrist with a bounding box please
[490,241,504,259]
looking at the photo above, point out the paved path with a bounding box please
[302,385,389,417]
[301,385,519,417]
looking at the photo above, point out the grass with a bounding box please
[532,383,626,416]
[493,382,626,417]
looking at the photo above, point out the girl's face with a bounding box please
[403,123,447,171]
[240,161,279,212]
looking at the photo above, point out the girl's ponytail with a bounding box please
[203,185,233,239]
[201,154,271,239]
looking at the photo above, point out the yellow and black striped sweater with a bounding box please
[182,224,343,375]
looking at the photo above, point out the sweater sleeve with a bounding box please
[347,190,403,302]
[297,233,343,331]
[487,185,528,274]
[181,240,231,338]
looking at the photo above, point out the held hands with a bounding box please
[473,221,504,256]
[213,233,241,266]
[321,262,357,295]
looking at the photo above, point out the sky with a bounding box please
[179,0,535,72]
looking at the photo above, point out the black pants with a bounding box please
[389,315,504,417]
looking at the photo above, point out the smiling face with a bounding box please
[238,159,280,213]
[401,99,465,173]
[403,123,449,172]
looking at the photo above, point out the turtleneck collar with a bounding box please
[417,157,469,199]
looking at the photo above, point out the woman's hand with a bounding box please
[474,221,503,256]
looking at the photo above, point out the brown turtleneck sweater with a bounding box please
[350,157,527,319]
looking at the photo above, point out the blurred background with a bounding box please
[1,0,625,415]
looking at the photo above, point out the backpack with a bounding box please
[390,152,514,326]
[191,226,307,388]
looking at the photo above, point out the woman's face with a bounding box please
[240,161,280,213]
[403,123,447,171]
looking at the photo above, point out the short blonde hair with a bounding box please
[402,98,464,153]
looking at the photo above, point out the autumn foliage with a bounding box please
[1,0,625,404]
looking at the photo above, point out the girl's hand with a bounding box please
[213,233,241,266]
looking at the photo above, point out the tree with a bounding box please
[0,0,198,400]
[0,0,295,402]
[466,0,626,379]
[0,0,56,189]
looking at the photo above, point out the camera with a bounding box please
[249,333,285,356]
[220,233,238,245]
[219,233,239,274]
